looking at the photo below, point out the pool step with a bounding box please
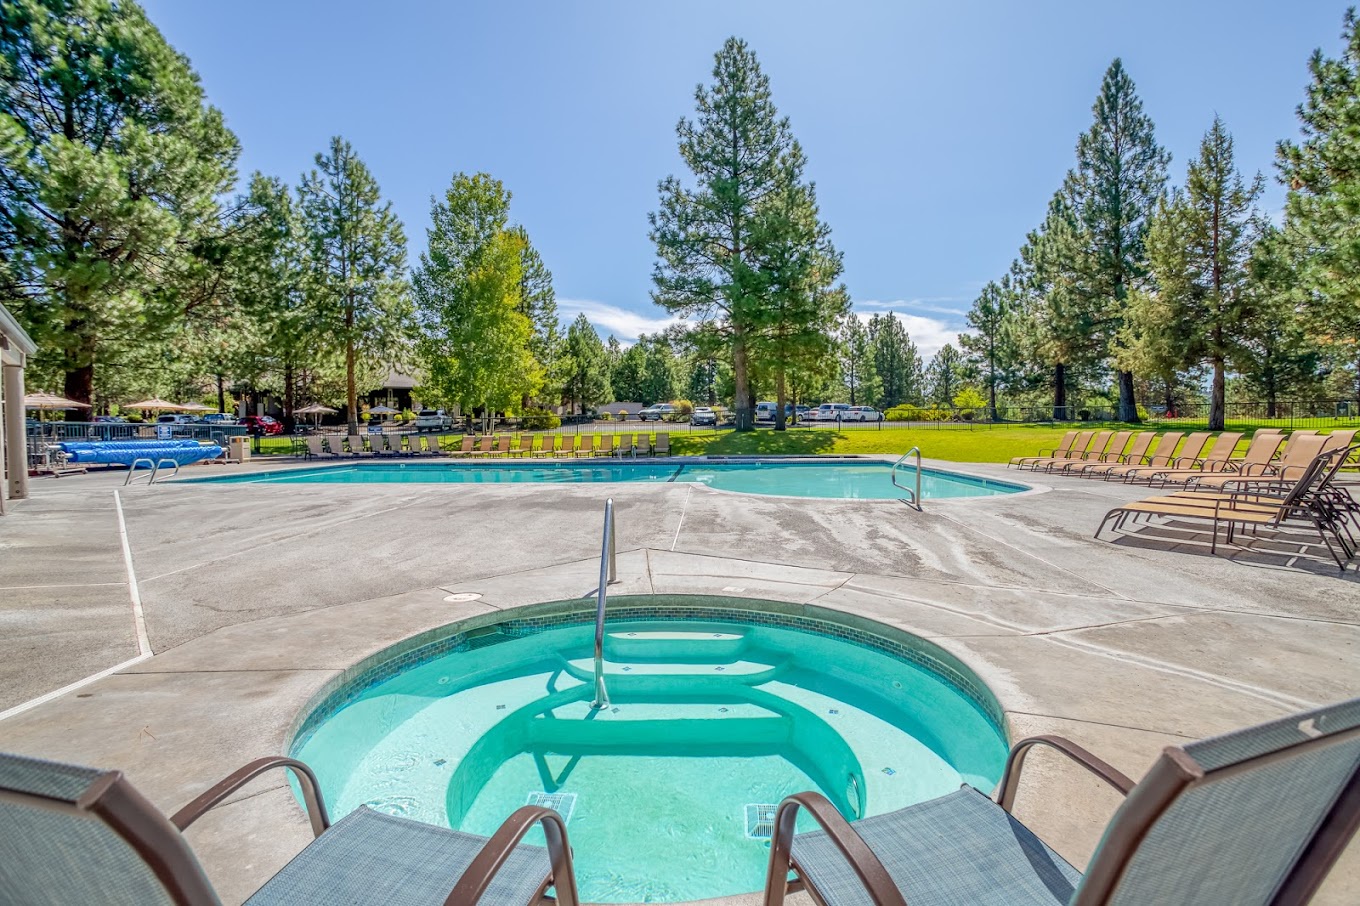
[561,656,778,685]
[604,626,749,662]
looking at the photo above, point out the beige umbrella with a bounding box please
[180,402,215,412]
[124,398,188,411]
[295,403,338,427]
[24,392,91,411]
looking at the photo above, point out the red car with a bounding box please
[239,415,283,436]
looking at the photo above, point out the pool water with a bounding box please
[198,459,1026,500]
[293,607,1008,902]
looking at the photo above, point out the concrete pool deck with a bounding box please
[0,455,1357,904]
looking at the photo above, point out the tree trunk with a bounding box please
[774,367,787,431]
[732,331,753,431]
[216,374,226,414]
[1053,363,1067,420]
[1117,370,1139,422]
[345,341,358,433]
[284,364,295,430]
[1209,358,1225,431]
[64,363,94,421]
[1163,380,1175,415]
[987,363,997,422]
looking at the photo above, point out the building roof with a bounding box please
[383,368,418,390]
[0,302,37,366]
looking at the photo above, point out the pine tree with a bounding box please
[563,314,611,414]
[298,137,410,432]
[1241,226,1322,414]
[1278,10,1360,392]
[1131,118,1263,430]
[1066,60,1170,422]
[412,173,541,418]
[0,0,239,411]
[868,313,923,408]
[927,344,965,406]
[651,37,803,431]
[837,316,880,407]
[510,225,560,405]
[960,279,1015,419]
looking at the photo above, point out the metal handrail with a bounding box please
[591,498,619,709]
[123,457,182,486]
[152,458,180,483]
[891,446,922,510]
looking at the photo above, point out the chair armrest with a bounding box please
[764,791,907,906]
[996,735,1135,813]
[170,756,330,838]
[444,805,579,906]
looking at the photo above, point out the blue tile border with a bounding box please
[287,594,1008,755]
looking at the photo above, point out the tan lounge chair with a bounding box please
[447,436,476,457]
[1150,431,1281,485]
[304,436,340,460]
[473,436,494,457]
[634,434,653,457]
[347,434,372,457]
[1008,430,1078,468]
[1136,431,1244,484]
[509,435,533,458]
[654,433,671,456]
[763,696,1360,906]
[575,435,595,457]
[0,749,581,906]
[596,434,614,457]
[1019,430,1095,471]
[1093,432,1184,482]
[1040,430,1114,473]
[371,434,396,457]
[536,435,556,457]
[487,435,512,457]
[1053,430,1131,474]
[1189,432,1327,488]
[555,435,577,457]
[1077,431,1157,477]
[1111,431,1211,482]
[614,433,634,458]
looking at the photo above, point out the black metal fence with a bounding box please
[1141,400,1360,431]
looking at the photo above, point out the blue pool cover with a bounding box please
[60,440,224,466]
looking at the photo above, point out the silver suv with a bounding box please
[638,403,677,422]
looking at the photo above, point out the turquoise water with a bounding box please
[197,459,1026,500]
[293,615,1008,902]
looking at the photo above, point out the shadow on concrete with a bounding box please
[1102,518,1360,580]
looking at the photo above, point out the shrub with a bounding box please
[884,405,917,421]
[1136,404,1151,422]
[1078,408,1092,421]
[616,411,629,421]
[598,411,612,421]
[671,399,694,416]
[952,387,988,410]
[521,408,561,430]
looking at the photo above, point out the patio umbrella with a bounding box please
[295,403,338,427]
[369,405,399,415]
[179,402,215,412]
[124,398,188,411]
[24,391,91,426]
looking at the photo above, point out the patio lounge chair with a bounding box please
[487,435,512,457]
[1074,431,1156,477]
[1040,430,1114,473]
[0,750,580,906]
[371,434,396,457]
[304,436,339,460]
[1086,431,1183,482]
[1109,431,1211,482]
[1017,431,1095,471]
[1148,431,1282,486]
[555,435,577,457]
[509,435,533,458]
[597,434,614,457]
[763,695,1360,906]
[473,436,494,457]
[654,432,671,456]
[1135,431,1243,484]
[1008,430,1078,469]
[346,434,372,457]
[634,434,653,457]
[615,433,634,458]
[575,435,595,457]
[446,435,475,457]
[1096,445,1355,568]
[1052,431,1131,474]
[1188,432,1328,489]
[537,435,556,457]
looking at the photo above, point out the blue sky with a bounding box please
[143,0,1346,357]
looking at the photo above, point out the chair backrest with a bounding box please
[1322,429,1357,452]
[579,435,594,452]
[655,432,670,452]
[1145,432,1184,466]
[1073,696,1360,906]
[1173,432,1212,465]
[306,436,323,456]
[618,434,634,452]
[495,436,510,453]
[0,751,220,905]
[1065,431,1095,457]
[1121,432,1156,463]
[1100,431,1132,460]
[599,434,614,453]
[456,435,472,453]
[559,435,576,453]
[539,435,555,454]
[515,435,532,452]
[1240,432,1286,465]
[1202,432,1244,463]
[348,434,364,453]
[1053,430,1079,454]
[1278,433,1330,471]
[476,436,492,453]
[1082,431,1114,460]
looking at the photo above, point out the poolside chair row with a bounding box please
[1097,440,1360,570]
[1009,427,1357,486]
[304,432,672,461]
[6,692,1358,905]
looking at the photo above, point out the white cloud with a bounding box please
[557,298,686,343]
[852,305,964,360]
[857,297,969,317]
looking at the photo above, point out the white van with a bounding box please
[813,403,851,422]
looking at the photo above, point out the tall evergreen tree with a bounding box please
[0,0,239,410]
[837,316,880,407]
[510,225,560,404]
[1278,9,1360,392]
[960,279,1014,419]
[926,344,965,406]
[413,173,541,417]
[562,313,611,414]
[1066,59,1170,421]
[868,313,923,408]
[1242,226,1322,414]
[650,37,803,431]
[1130,118,1263,430]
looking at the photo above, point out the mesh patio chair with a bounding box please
[764,696,1360,906]
[1009,431,1079,469]
[0,751,579,906]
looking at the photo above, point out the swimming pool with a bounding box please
[197,458,1027,500]
[290,597,1009,903]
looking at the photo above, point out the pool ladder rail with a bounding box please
[124,457,181,486]
[891,446,922,510]
[591,497,620,710]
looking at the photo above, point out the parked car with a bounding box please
[638,403,677,422]
[414,409,454,431]
[201,413,237,425]
[239,415,283,436]
[691,406,717,426]
[93,415,127,424]
[156,414,196,425]
[811,403,852,422]
[846,406,881,422]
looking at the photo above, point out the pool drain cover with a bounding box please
[443,592,482,603]
[527,791,577,824]
[745,803,779,839]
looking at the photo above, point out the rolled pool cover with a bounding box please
[59,440,225,466]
